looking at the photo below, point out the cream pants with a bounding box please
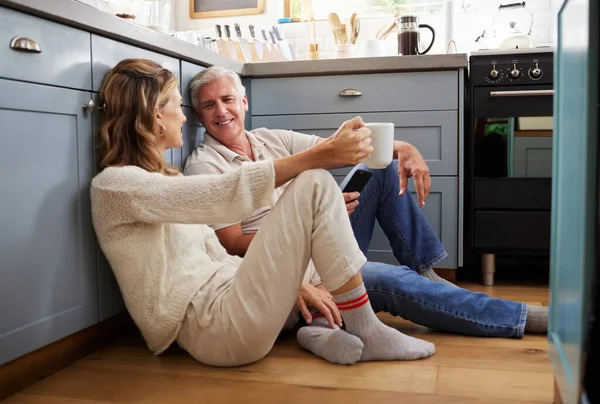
[177,169,367,366]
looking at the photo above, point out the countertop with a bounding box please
[248,54,468,78]
[0,0,468,78]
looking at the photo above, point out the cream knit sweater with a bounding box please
[90,161,275,354]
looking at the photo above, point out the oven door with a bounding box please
[473,84,554,179]
[470,84,554,251]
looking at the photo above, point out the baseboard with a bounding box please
[0,312,134,401]
[435,268,457,282]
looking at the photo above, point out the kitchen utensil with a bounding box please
[493,2,534,48]
[499,21,534,48]
[308,43,319,60]
[396,15,435,55]
[268,29,286,61]
[261,29,272,52]
[349,13,360,44]
[248,24,264,61]
[223,24,238,59]
[234,23,252,62]
[327,13,347,44]
[215,24,230,57]
[379,21,397,40]
[272,25,293,60]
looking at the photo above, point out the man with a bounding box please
[182,66,547,363]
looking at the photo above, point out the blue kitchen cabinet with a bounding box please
[0,79,99,365]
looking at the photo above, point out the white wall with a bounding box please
[172,0,556,60]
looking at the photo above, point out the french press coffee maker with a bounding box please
[397,15,435,55]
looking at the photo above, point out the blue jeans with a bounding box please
[344,162,527,338]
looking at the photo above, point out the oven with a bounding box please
[465,48,554,284]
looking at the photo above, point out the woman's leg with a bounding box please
[183,169,366,366]
[184,170,434,366]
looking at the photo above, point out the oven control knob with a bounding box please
[529,67,543,79]
[489,69,499,79]
[510,69,521,78]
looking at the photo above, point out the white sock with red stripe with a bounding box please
[296,309,364,365]
[333,284,436,361]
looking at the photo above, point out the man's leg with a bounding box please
[360,261,543,337]
[346,162,453,285]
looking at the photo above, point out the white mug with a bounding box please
[364,123,394,169]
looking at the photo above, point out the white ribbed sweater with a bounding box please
[90,161,275,354]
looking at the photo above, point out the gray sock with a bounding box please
[422,268,458,288]
[296,312,364,365]
[333,284,435,361]
[525,305,548,334]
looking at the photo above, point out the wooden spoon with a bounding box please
[327,12,346,44]
[349,13,360,44]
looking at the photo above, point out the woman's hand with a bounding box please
[297,281,342,328]
[321,116,373,169]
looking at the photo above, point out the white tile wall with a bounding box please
[172,0,556,60]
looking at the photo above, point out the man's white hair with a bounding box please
[189,66,246,114]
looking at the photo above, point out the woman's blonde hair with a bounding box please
[97,58,179,176]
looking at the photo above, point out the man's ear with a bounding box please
[243,94,249,112]
[194,110,205,127]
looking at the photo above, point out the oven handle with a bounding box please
[489,89,554,97]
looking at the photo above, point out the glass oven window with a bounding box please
[474,116,553,178]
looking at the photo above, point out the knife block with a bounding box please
[261,44,286,62]
[232,42,251,62]
[249,42,265,62]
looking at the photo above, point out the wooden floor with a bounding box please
[3,283,554,404]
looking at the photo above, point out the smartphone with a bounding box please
[340,169,373,193]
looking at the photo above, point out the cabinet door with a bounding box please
[92,94,125,321]
[365,177,458,269]
[181,61,205,108]
[0,6,92,91]
[549,0,597,402]
[0,79,98,365]
[91,34,180,93]
[251,111,458,176]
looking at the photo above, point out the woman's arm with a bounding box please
[94,161,275,225]
[95,117,371,225]
[273,116,372,186]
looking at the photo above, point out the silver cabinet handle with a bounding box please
[82,99,95,112]
[10,36,42,53]
[489,90,554,97]
[338,88,362,97]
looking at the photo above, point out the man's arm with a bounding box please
[392,140,431,207]
[215,223,256,257]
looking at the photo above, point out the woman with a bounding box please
[91,58,435,367]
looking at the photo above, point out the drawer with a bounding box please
[474,211,550,250]
[181,60,205,107]
[91,34,180,92]
[474,178,552,210]
[252,110,458,176]
[0,7,92,90]
[250,71,458,115]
